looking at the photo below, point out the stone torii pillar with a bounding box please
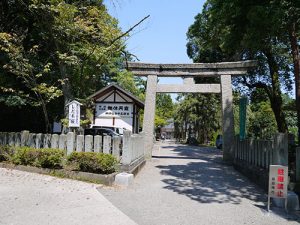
[143,75,158,156]
[126,61,256,163]
[220,75,235,161]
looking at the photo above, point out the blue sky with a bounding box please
[105,1,296,100]
[105,0,205,64]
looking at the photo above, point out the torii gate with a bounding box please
[127,60,256,162]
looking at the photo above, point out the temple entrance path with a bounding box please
[99,140,299,225]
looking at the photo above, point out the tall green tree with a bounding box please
[187,0,296,134]
[0,0,127,131]
[155,94,174,128]
[174,93,220,143]
[271,0,300,143]
[0,33,63,131]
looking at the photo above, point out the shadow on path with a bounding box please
[156,144,266,205]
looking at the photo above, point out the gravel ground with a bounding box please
[99,141,300,225]
[0,168,137,225]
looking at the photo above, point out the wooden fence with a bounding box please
[0,130,145,167]
[233,133,288,169]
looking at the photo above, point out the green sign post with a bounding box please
[239,97,247,140]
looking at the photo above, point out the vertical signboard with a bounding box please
[239,97,247,140]
[68,100,81,128]
[268,165,288,211]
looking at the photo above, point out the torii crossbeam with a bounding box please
[126,60,256,163]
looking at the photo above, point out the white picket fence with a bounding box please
[0,130,145,166]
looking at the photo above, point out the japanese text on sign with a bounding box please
[68,102,80,127]
[268,165,288,199]
[96,103,133,118]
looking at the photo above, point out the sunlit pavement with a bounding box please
[0,169,137,225]
[99,140,300,225]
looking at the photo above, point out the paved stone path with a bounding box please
[0,168,137,225]
[99,141,300,225]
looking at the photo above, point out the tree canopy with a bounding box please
[0,0,135,132]
[187,0,299,142]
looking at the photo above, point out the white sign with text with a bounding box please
[68,101,81,127]
[268,165,288,211]
[95,103,133,118]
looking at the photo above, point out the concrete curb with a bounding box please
[0,162,116,185]
[120,157,146,176]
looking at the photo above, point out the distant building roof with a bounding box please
[87,83,144,108]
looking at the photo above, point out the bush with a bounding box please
[37,148,65,168]
[0,145,14,162]
[12,147,64,169]
[67,152,118,174]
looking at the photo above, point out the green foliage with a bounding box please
[155,94,174,128]
[186,0,299,133]
[12,147,38,166]
[174,93,220,143]
[0,145,118,174]
[12,147,64,169]
[0,145,14,162]
[36,148,65,168]
[247,101,277,139]
[0,0,131,132]
[67,152,118,174]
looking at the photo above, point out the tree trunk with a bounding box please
[41,100,51,133]
[289,23,300,145]
[59,63,73,114]
[35,92,51,133]
[265,50,288,133]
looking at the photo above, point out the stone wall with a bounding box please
[233,133,288,190]
[0,130,145,167]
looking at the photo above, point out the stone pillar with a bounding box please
[296,147,300,182]
[139,132,145,158]
[84,135,93,152]
[112,136,121,160]
[28,133,36,148]
[0,132,3,145]
[94,135,102,153]
[8,133,15,146]
[43,134,51,148]
[14,133,21,147]
[220,75,235,163]
[76,135,84,152]
[131,135,137,161]
[121,130,132,165]
[51,134,59,149]
[103,135,111,154]
[21,130,30,147]
[273,133,288,166]
[142,75,157,158]
[66,132,75,155]
[36,134,43,149]
[59,134,67,151]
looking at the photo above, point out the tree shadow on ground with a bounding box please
[156,145,266,205]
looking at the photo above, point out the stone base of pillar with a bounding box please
[144,135,154,159]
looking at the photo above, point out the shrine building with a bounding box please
[88,84,144,133]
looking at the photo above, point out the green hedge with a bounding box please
[0,145,118,174]
[11,147,64,169]
[67,152,118,174]
[0,145,14,162]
